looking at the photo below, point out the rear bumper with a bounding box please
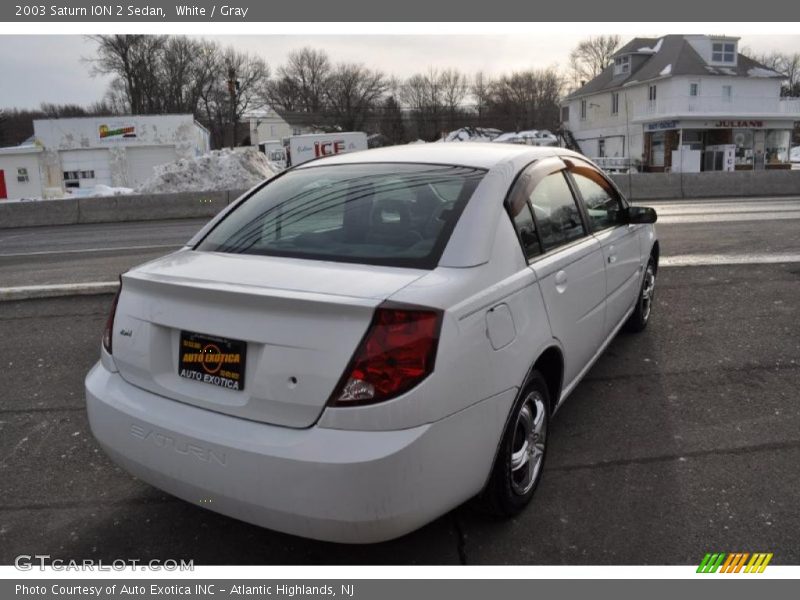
[85,362,513,543]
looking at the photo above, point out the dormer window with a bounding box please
[712,41,736,64]
[614,55,631,75]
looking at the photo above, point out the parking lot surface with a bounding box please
[1,197,798,564]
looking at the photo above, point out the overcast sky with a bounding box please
[1,33,799,108]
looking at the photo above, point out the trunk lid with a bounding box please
[111,249,426,428]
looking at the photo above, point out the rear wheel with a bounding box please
[482,372,550,516]
[625,256,656,333]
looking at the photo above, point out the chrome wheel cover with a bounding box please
[641,264,656,322]
[510,391,547,496]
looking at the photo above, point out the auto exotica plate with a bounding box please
[178,331,246,391]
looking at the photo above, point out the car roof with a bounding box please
[296,142,583,171]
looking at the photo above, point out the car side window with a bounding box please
[529,171,587,251]
[510,201,542,259]
[569,167,624,232]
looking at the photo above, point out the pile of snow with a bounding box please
[137,148,279,194]
[493,130,559,147]
[659,64,672,76]
[68,185,134,198]
[439,127,502,143]
[791,146,800,163]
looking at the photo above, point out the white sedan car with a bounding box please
[85,144,658,543]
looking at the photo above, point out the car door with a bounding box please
[507,158,607,395]
[565,157,643,337]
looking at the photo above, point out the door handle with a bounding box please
[554,270,567,293]
[607,244,617,264]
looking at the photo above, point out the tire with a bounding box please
[481,371,550,517]
[624,255,657,333]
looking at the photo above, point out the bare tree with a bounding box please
[323,63,388,131]
[471,71,492,123]
[439,69,468,130]
[87,34,167,114]
[569,35,621,87]
[198,46,270,148]
[399,68,449,140]
[379,95,405,144]
[277,47,331,114]
[266,75,303,113]
[486,68,564,131]
[742,48,800,96]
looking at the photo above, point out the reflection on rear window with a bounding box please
[196,163,486,269]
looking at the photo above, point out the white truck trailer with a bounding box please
[287,132,368,166]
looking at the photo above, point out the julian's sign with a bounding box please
[713,120,764,128]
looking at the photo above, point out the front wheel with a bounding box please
[625,256,657,333]
[481,372,550,517]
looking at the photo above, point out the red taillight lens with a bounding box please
[102,282,122,355]
[330,303,443,406]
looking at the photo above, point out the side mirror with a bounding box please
[625,206,657,224]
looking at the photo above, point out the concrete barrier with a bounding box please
[0,197,80,228]
[611,170,800,201]
[0,189,249,229]
[1,170,798,229]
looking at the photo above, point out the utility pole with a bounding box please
[227,67,238,149]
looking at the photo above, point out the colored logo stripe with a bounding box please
[697,552,773,573]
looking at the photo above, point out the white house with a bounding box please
[561,35,800,172]
[0,114,210,200]
[248,107,318,151]
[0,144,44,200]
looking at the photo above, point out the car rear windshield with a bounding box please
[195,163,486,269]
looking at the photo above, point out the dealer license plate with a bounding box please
[178,331,246,391]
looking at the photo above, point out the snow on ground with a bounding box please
[70,185,134,197]
[791,146,800,162]
[439,127,501,143]
[2,185,134,202]
[137,148,279,194]
[493,130,559,146]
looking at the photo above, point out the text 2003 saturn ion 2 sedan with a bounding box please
[85,144,658,543]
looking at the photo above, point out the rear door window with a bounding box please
[529,172,587,251]
[196,163,486,269]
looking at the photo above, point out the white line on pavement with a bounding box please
[661,253,800,267]
[0,244,181,258]
[0,281,119,301]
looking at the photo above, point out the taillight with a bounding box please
[102,280,122,355]
[329,302,443,406]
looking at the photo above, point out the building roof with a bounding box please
[0,144,42,156]
[566,35,785,99]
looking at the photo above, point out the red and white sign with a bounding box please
[289,132,368,166]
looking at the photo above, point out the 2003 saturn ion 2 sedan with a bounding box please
[86,144,658,543]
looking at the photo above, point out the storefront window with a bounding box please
[732,129,754,166]
[765,130,790,164]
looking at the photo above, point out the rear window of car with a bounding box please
[195,163,486,269]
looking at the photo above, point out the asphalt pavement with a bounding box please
[0,196,798,565]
